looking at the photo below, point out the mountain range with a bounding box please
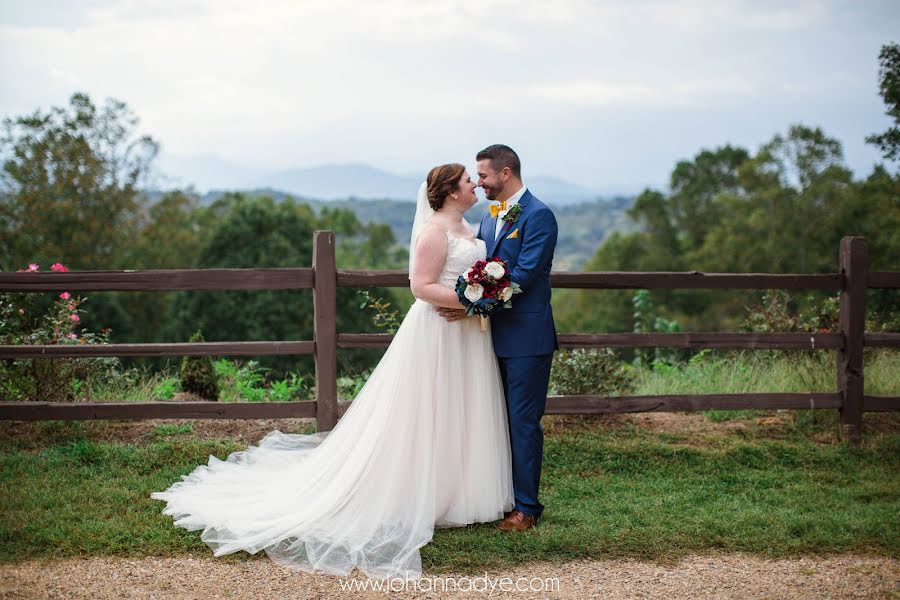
[154,153,612,205]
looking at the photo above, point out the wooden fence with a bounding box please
[1,233,898,443]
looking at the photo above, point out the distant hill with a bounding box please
[263,164,422,200]
[156,154,614,205]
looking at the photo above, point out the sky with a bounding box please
[0,0,898,193]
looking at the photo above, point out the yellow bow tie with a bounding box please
[489,201,508,218]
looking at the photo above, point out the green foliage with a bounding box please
[212,359,307,403]
[669,145,750,252]
[163,194,382,378]
[2,88,895,389]
[866,43,900,162]
[213,358,263,402]
[267,374,305,402]
[150,378,179,401]
[0,92,158,270]
[0,262,116,402]
[632,289,682,367]
[549,348,634,396]
[741,290,839,335]
[357,289,401,333]
[561,121,900,338]
[337,371,370,401]
[179,331,219,401]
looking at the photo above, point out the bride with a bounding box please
[151,163,514,579]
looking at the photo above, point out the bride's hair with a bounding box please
[425,163,465,211]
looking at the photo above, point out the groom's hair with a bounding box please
[476,145,521,179]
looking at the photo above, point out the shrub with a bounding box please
[549,348,634,396]
[0,262,116,402]
[179,330,220,400]
[742,290,839,334]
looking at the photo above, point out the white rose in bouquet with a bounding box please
[499,286,514,302]
[464,283,484,302]
[484,261,505,279]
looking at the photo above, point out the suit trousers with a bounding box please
[497,353,553,517]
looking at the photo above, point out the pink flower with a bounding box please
[50,263,69,272]
[67,333,78,339]
[68,302,76,310]
[70,314,80,322]
[27,263,39,272]
[59,292,71,300]
[18,308,24,315]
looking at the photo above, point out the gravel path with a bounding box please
[1,554,896,599]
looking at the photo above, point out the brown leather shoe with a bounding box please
[496,510,539,532]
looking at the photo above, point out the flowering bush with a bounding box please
[0,262,116,402]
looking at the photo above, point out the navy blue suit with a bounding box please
[476,189,559,518]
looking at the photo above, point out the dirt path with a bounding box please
[0,554,896,599]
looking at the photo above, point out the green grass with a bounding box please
[81,360,310,403]
[1,415,897,571]
[1,350,897,571]
[633,348,899,397]
[151,422,194,438]
[631,348,899,422]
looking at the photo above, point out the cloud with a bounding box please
[0,0,896,188]
[530,77,756,107]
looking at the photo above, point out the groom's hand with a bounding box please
[436,307,467,322]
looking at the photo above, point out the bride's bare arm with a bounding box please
[410,227,467,309]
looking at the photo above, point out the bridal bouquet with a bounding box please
[455,258,522,330]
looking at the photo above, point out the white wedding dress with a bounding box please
[151,229,513,580]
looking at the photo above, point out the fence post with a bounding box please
[837,236,867,444]
[313,231,338,432]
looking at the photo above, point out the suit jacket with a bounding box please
[477,190,559,358]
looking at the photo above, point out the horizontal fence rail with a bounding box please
[335,270,847,290]
[0,401,317,421]
[0,233,897,443]
[0,268,314,291]
[0,341,315,359]
[337,332,846,350]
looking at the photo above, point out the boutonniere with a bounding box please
[501,204,522,224]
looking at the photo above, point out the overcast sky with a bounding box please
[1,0,897,192]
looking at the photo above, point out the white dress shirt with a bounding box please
[494,185,527,238]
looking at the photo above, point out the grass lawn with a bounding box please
[1,409,897,573]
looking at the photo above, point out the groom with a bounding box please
[440,144,559,531]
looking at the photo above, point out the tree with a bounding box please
[134,190,205,269]
[570,124,889,334]
[165,194,380,378]
[0,92,158,269]
[669,145,749,253]
[866,43,900,162]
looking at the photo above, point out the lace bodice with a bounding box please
[440,230,486,289]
